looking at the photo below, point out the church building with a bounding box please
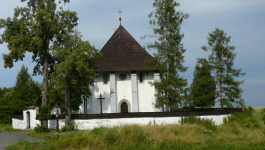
[80,23,162,114]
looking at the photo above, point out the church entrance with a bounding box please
[121,102,128,113]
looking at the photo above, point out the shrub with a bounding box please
[261,108,265,123]
[248,106,255,112]
[34,124,49,133]
[61,123,75,132]
[38,106,51,122]
[0,106,14,124]
[224,107,261,128]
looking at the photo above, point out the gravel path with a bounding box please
[0,130,44,150]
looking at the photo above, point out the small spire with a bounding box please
[117,9,123,26]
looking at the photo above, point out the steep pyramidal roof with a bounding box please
[96,25,156,72]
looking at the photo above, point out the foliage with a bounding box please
[50,29,100,127]
[7,120,265,150]
[0,106,14,124]
[34,124,49,133]
[190,58,216,108]
[8,65,42,113]
[261,108,265,123]
[179,113,217,131]
[202,28,246,108]
[248,106,255,112]
[0,0,77,126]
[223,107,261,128]
[146,0,189,110]
[38,106,51,122]
[61,123,75,132]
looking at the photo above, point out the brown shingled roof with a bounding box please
[96,25,156,72]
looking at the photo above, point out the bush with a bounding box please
[224,107,261,128]
[0,106,14,124]
[61,123,75,132]
[261,108,265,123]
[248,106,255,112]
[34,124,49,133]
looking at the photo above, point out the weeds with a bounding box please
[179,113,217,131]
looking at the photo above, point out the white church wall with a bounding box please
[116,72,133,112]
[91,73,111,114]
[138,71,162,112]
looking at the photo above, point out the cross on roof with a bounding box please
[117,9,123,25]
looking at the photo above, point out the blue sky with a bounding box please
[0,0,264,106]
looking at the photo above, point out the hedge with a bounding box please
[0,106,14,124]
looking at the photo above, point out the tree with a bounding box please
[4,65,42,113]
[190,58,216,109]
[0,0,78,127]
[146,0,189,111]
[202,28,246,109]
[51,30,100,128]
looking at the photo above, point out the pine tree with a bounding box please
[202,28,246,108]
[190,59,216,109]
[7,65,42,113]
[0,0,77,127]
[146,0,189,111]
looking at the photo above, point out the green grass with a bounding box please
[253,112,263,122]
[6,109,265,150]
[0,124,21,132]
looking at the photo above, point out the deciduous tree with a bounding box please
[0,0,77,127]
[202,28,246,109]
[51,30,100,127]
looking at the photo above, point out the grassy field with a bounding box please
[6,109,265,150]
[253,106,265,112]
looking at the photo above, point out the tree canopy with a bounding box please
[0,0,78,126]
[146,0,189,111]
[50,30,100,127]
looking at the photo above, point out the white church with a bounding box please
[80,24,162,114]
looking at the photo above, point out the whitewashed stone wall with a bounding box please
[13,113,230,130]
[12,106,41,130]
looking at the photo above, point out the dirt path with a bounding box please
[0,130,44,150]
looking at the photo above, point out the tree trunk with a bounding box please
[65,78,71,128]
[42,50,49,127]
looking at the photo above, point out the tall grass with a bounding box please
[7,108,265,150]
[179,113,217,131]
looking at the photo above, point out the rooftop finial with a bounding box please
[117,9,123,26]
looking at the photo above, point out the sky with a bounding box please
[0,0,264,106]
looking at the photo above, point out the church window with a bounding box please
[140,72,143,83]
[119,73,126,80]
[103,73,108,84]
